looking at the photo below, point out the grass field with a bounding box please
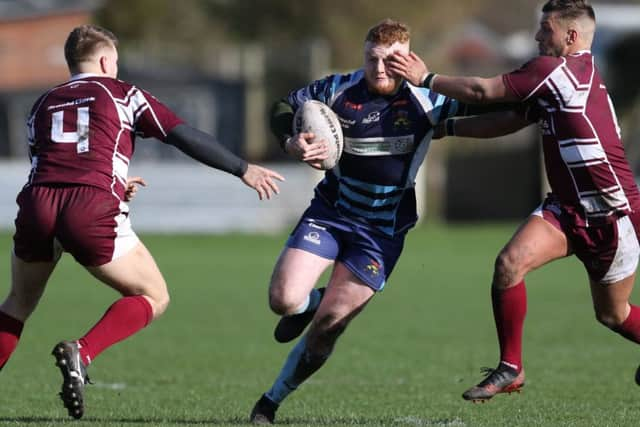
[0,224,639,427]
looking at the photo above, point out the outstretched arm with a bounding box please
[388,52,519,104]
[166,124,248,176]
[437,110,533,139]
[165,124,284,200]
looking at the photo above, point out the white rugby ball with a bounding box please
[292,100,343,170]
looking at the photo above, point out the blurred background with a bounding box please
[1,0,639,232]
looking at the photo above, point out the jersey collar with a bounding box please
[69,73,101,81]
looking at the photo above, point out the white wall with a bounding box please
[0,161,319,234]
[0,160,428,233]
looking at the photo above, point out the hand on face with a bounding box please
[364,41,409,96]
[387,51,429,87]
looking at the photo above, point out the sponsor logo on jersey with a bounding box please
[393,138,412,153]
[339,117,356,129]
[344,136,414,156]
[47,97,96,111]
[393,110,411,130]
[345,101,363,111]
[304,231,321,245]
[362,111,381,124]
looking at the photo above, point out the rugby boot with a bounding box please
[250,394,279,425]
[462,363,525,402]
[274,287,325,343]
[51,340,91,419]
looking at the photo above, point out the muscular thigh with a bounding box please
[86,241,167,299]
[270,248,333,304]
[500,200,572,275]
[504,215,569,271]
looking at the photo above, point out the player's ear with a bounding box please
[98,55,109,75]
[566,28,578,45]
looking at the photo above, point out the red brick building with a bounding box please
[0,1,102,91]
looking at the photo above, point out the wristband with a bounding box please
[445,118,457,136]
[422,72,438,90]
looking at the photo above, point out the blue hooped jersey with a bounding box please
[287,70,459,236]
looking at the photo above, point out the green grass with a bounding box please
[0,224,639,426]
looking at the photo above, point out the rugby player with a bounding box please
[0,24,283,419]
[389,0,640,401]
[250,19,466,424]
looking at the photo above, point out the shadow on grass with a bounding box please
[0,416,465,425]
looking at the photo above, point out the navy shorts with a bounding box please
[286,198,406,291]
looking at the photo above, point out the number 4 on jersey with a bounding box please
[51,106,90,153]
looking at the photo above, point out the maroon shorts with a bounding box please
[533,196,640,284]
[13,184,138,267]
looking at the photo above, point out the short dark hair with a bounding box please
[365,19,410,45]
[542,0,595,22]
[64,24,118,71]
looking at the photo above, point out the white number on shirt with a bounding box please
[51,106,90,153]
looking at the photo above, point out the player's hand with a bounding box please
[388,51,429,87]
[285,132,329,169]
[241,164,285,200]
[124,176,147,202]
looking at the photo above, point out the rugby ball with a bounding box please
[292,100,343,170]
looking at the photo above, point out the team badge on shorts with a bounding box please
[365,259,381,277]
[303,231,321,245]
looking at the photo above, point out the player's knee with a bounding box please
[147,291,170,319]
[595,309,626,330]
[313,312,347,343]
[268,285,302,315]
[493,250,522,289]
[268,295,300,316]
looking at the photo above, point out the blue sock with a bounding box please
[308,288,322,311]
[265,336,307,404]
[291,288,323,315]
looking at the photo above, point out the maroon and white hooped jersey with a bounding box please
[25,73,183,200]
[504,51,640,225]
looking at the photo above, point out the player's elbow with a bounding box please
[467,78,501,104]
[468,86,493,104]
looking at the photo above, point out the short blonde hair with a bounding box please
[365,19,410,45]
[64,24,118,71]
